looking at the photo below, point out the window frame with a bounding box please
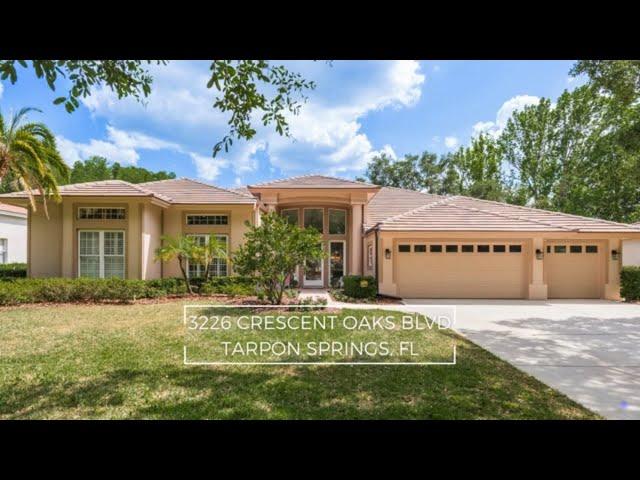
[78,229,126,279]
[0,238,7,264]
[367,243,374,268]
[303,208,324,233]
[185,214,229,226]
[328,208,347,235]
[186,233,229,279]
[281,208,299,226]
[77,207,126,220]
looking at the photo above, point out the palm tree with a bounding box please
[154,235,202,294]
[0,107,69,215]
[200,236,229,281]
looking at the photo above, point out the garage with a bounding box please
[545,241,604,298]
[396,241,527,298]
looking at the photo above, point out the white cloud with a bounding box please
[472,94,540,138]
[56,125,182,166]
[265,60,425,175]
[444,136,459,149]
[190,153,229,181]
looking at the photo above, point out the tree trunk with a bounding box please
[178,257,194,294]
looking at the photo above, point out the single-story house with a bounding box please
[623,222,640,267]
[0,202,27,264]
[1,175,639,300]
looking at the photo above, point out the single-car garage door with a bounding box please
[545,242,604,299]
[396,241,527,298]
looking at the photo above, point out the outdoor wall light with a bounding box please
[535,248,543,260]
[611,249,619,261]
[385,248,391,259]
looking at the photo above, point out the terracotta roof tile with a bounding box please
[0,180,169,200]
[0,202,27,216]
[248,174,378,189]
[365,187,446,227]
[139,178,256,204]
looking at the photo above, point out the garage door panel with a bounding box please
[397,242,526,299]
[545,242,603,299]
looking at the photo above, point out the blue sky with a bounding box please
[0,60,583,188]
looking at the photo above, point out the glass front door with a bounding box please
[304,244,324,287]
[329,241,346,287]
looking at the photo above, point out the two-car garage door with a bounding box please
[396,241,527,298]
[395,239,605,299]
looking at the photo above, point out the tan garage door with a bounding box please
[396,241,527,298]
[545,242,604,299]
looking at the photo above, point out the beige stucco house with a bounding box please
[2,175,640,300]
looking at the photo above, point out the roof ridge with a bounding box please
[248,173,376,188]
[455,195,636,229]
[448,199,574,231]
[379,195,458,224]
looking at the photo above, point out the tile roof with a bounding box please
[370,192,640,233]
[139,178,256,204]
[0,202,27,216]
[0,178,255,205]
[365,186,446,227]
[0,180,170,201]
[248,174,378,189]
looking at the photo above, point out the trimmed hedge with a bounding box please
[621,266,640,301]
[342,275,377,299]
[0,276,258,306]
[0,263,27,278]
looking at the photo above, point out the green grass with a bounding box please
[0,301,599,419]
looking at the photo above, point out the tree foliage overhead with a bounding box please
[359,61,640,223]
[0,60,316,158]
[66,156,176,185]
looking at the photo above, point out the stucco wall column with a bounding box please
[528,237,548,299]
[350,202,363,275]
[605,238,622,300]
[61,201,74,278]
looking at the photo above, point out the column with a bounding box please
[528,237,548,299]
[350,202,363,276]
[61,200,73,278]
[605,238,622,300]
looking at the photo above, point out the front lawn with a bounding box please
[0,302,598,419]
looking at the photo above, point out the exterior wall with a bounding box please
[161,204,256,278]
[29,204,62,277]
[141,203,163,279]
[376,230,631,300]
[363,231,376,277]
[622,240,640,266]
[0,213,27,263]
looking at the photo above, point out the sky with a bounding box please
[0,60,585,188]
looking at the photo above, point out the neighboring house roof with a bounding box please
[139,178,256,204]
[0,202,27,218]
[0,178,255,205]
[248,174,378,189]
[369,192,640,233]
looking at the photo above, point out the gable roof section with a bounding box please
[139,178,256,204]
[248,174,378,189]
[368,188,640,233]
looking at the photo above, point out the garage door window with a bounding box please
[570,245,583,253]
[445,245,458,253]
[430,245,443,253]
[398,244,411,253]
[493,245,506,253]
[586,245,598,253]
[414,245,426,253]
[461,245,474,253]
[509,245,522,253]
[477,245,490,253]
[554,245,567,253]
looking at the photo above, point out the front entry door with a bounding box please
[304,247,324,287]
[329,240,346,288]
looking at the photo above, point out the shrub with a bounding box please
[199,276,255,296]
[621,266,640,301]
[0,263,27,278]
[342,275,377,299]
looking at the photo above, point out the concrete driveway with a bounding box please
[402,299,640,419]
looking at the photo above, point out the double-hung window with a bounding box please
[187,234,228,278]
[0,239,7,264]
[78,230,125,278]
